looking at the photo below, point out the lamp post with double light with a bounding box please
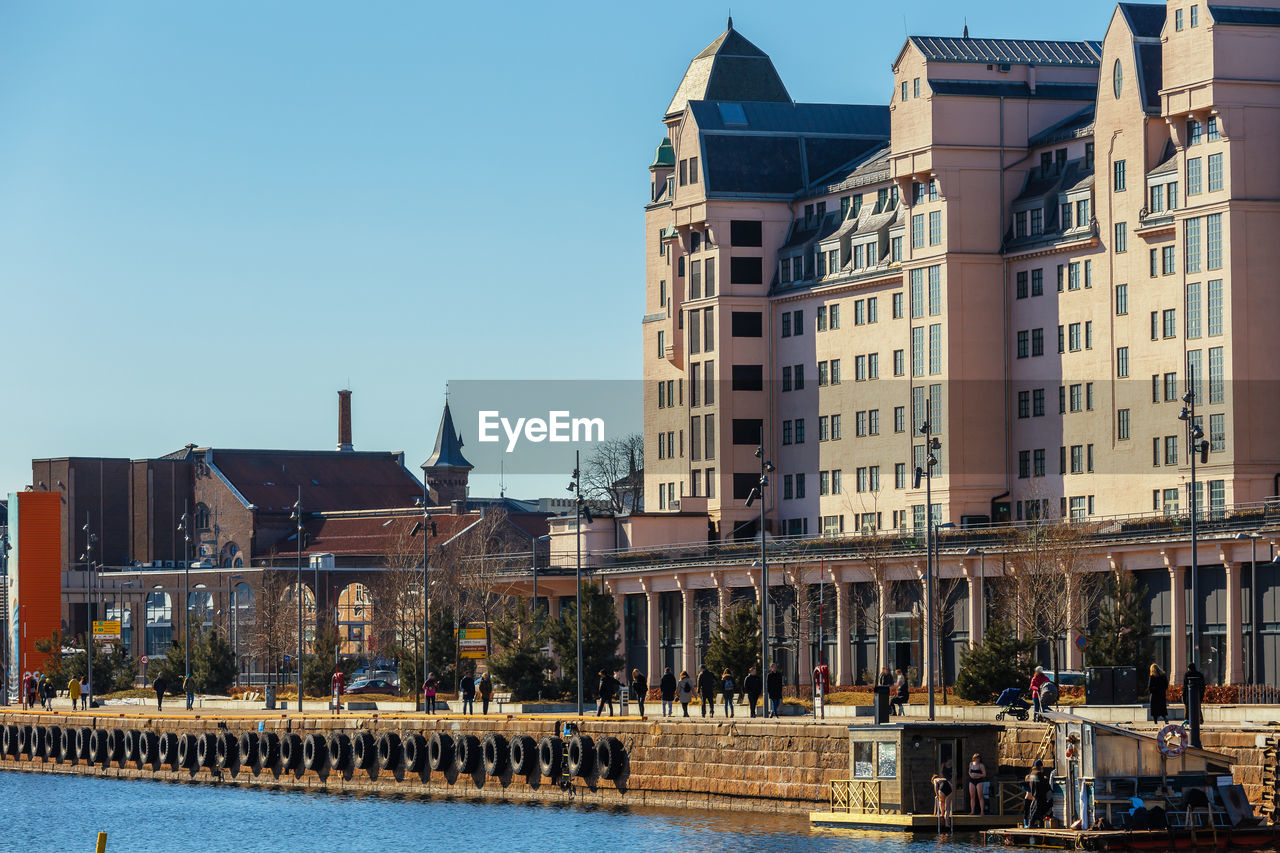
[746,445,775,680]
[568,454,593,716]
[177,507,192,683]
[291,494,303,712]
[914,402,941,722]
[1178,362,1208,748]
[81,515,98,706]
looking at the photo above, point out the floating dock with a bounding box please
[810,811,1020,832]
[985,824,1280,850]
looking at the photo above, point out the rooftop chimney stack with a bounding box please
[337,389,353,451]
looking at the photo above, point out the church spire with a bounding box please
[421,399,472,508]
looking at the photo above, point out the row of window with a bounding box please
[688,414,716,462]
[779,237,904,283]
[1018,444,1096,477]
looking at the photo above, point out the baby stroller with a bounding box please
[995,687,1031,721]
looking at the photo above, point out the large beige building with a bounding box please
[534,3,1280,692]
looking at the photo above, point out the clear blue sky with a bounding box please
[0,0,1124,500]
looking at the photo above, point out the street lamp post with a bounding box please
[568,453,593,716]
[227,573,242,686]
[291,492,303,713]
[81,514,98,707]
[1237,531,1260,683]
[1,531,9,705]
[1179,362,1208,748]
[418,492,436,712]
[746,445,775,685]
[178,504,192,684]
[914,401,942,722]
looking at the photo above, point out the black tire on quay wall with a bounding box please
[567,734,594,779]
[196,733,218,769]
[454,734,481,775]
[176,733,198,769]
[89,729,110,767]
[537,736,563,778]
[238,732,259,767]
[327,733,352,771]
[60,727,77,764]
[303,733,327,771]
[138,731,159,767]
[17,725,33,756]
[158,733,179,768]
[427,732,453,772]
[482,733,508,776]
[32,726,48,758]
[46,725,64,762]
[509,735,537,776]
[280,733,302,770]
[595,736,625,780]
[259,732,281,768]
[351,731,375,770]
[76,728,94,763]
[106,729,126,765]
[217,732,238,769]
[376,732,402,770]
[123,730,141,765]
[3,724,18,757]
[403,734,427,773]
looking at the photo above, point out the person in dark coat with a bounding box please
[892,668,909,715]
[744,666,762,718]
[1026,760,1053,826]
[659,667,677,717]
[630,669,648,717]
[459,671,476,714]
[596,670,616,717]
[1148,663,1169,722]
[478,672,494,715]
[720,669,736,717]
[697,665,718,717]
[765,663,783,718]
[1182,662,1205,725]
[153,674,168,711]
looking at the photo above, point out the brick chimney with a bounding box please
[337,389,353,451]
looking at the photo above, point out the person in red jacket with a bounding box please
[1029,666,1051,713]
[331,670,345,716]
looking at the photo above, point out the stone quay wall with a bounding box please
[2,712,1275,816]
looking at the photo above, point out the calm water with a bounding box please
[2,771,1010,852]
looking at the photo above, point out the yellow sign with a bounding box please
[460,649,488,660]
[92,620,121,637]
[457,627,487,659]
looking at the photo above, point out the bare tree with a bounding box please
[368,522,426,669]
[246,569,295,684]
[435,510,527,656]
[996,518,1105,676]
[581,434,644,514]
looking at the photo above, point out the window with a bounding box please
[928,210,941,245]
[1185,218,1201,273]
[780,258,792,283]
[659,280,667,307]
[820,471,830,495]
[1031,268,1043,296]
[1206,213,1222,270]
[928,266,941,315]
[1206,114,1217,139]
[1150,249,1159,278]
[731,364,763,391]
[1015,211,1028,238]
[1069,322,1081,351]
[1168,181,1178,210]
[1018,390,1030,419]
[730,311,761,337]
[1017,331,1029,359]
[1114,160,1126,192]
[1031,328,1044,357]
[911,214,924,248]
[1210,413,1225,452]
[781,312,791,338]
[891,236,902,262]
[705,258,715,296]
[732,419,762,445]
[730,257,763,284]
[704,309,715,351]
[1059,385,1067,414]
[1068,262,1080,291]
[689,310,701,353]
[912,326,925,375]
[901,81,909,101]
[1188,119,1203,145]
[1019,450,1030,479]
[1033,388,1045,416]
[910,269,924,318]
[1118,408,1131,440]
[1076,198,1090,226]
[793,364,803,390]
[688,158,699,184]
[893,349,904,376]
[1115,282,1128,316]
[1187,157,1202,195]
[892,292,903,318]
[795,419,805,443]
[782,420,792,445]
[1176,7,1184,29]
[795,472,806,498]
[816,306,827,332]
[865,298,875,324]
[1115,221,1127,253]
[1208,153,1223,192]
[831,304,842,328]
[831,359,841,384]
[793,310,804,335]
[1031,208,1043,235]
[1061,202,1073,230]
[1117,346,1129,378]
[704,415,714,459]
[817,361,828,386]
[1163,308,1177,338]
[1165,372,1179,401]
[1033,449,1046,477]
[1208,279,1223,335]
[1209,346,1224,403]
[1058,264,1065,292]
[928,324,942,374]
[1016,271,1028,299]
[832,414,843,439]
[781,365,792,393]
[834,470,844,494]
[657,330,665,357]
[914,77,921,97]
[1186,282,1202,338]
[895,463,907,489]
[1165,435,1179,466]
[1162,245,1176,275]
[1070,445,1084,474]
[729,220,763,247]
[1070,383,1082,412]
[855,355,866,381]
[815,251,826,278]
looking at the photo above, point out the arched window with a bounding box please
[219,542,243,569]
[188,588,214,633]
[337,583,374,657]
[145,591,172,656]
[194,503,211,531]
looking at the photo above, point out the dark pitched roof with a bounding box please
[264,511,480,559]
[666,23,790,118]
[159,445,198,461]
[688,101,889,136]
[206,449,422,513]
[908,36,1102,66]
[927,80,1098,100]
[1209,5,1280,26]
[1119,3,1167,38]
[651,137,675,168]
[422,401,472,470]
[1028,105,1096,147]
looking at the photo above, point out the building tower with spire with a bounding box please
[421,400,472,508]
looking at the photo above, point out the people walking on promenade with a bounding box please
[479,671,494,715]
[1148,663,1169,723]
[183,674,195,711]
[78,677,88,710]
[331,669,345,715]
[893,669,909,716]
[744,666,762,717]
[152,674,167,711]
[39,675,53,710]
[596,670,617,717]
[659,667,677,717]
[460,671,476,714]
[422,672,438,714]
[698,665,718,717]
[1029,666,1050,713]
[766,663,783,718]
[630,669,648,717]
[721,669,736,717]
[68,677,81,712]
[677,670,694,717]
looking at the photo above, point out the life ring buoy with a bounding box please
[1158,723,1189,757]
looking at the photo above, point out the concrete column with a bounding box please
[835,581,852,686]
[681,587,696,676]
[1169,565,1187,672]
[645,590,660,683]
[613,591,627,664]
[877,581,889,678]
[919,573,930,688]
[1066,580,1084,670]
[966,572,983,648]
[717,582,731,621]
[1226,562,1244,684]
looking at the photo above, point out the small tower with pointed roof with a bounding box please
[421,400,472,507]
